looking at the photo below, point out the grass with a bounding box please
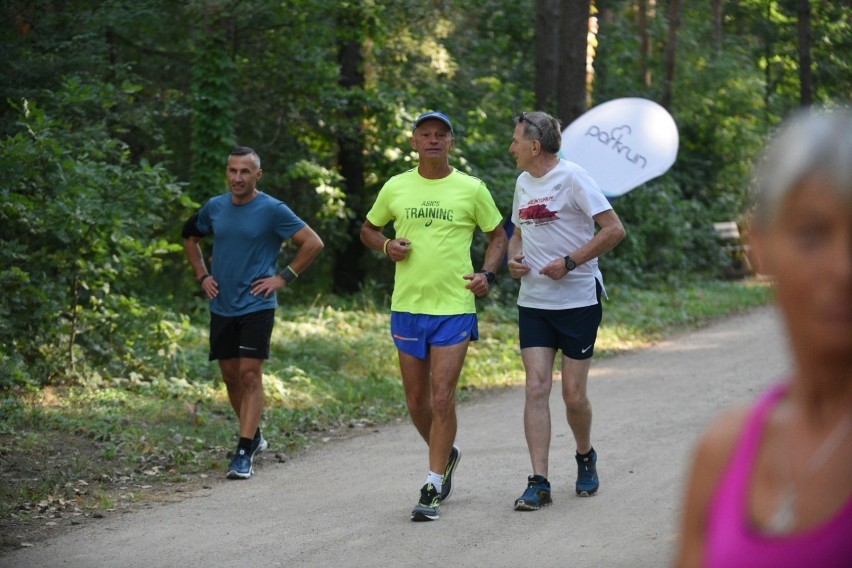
[0,279,771,549]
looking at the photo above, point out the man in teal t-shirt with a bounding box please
[183,146,324,480]
[361,112,508,521]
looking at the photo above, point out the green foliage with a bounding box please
[188,23,237,198]
[604,179,725,287]
[0,81,187,387]
[0,0,848,388]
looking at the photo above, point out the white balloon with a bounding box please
[561,97,679,197]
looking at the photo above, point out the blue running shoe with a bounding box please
[411,483,441,522]
[227,448,253,479]
[441,445,461,502]
[514,475,552,511]
[575,448,599,496]
[251,433,268,458]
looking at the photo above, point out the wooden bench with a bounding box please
[713,221,751,278]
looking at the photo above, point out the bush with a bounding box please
[0,80,186,388]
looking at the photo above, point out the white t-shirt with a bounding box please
[511,159,613,310]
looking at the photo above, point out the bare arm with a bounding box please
[183,235,209,281]
[251,225,325,298]
[359,219,411,262]
[184,235,218,298]
[481,224,509,274]
[673,407,747,568]
[464,224,508,297]
[506,227,530,279]
[287,225,325,275]
[574,209,626,265]
[539,208,627,280]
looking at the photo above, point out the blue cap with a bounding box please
[414,111,453,134]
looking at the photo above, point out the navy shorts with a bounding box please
[390,312,479,360]
[209,308,275,361]
[518,283,602,360]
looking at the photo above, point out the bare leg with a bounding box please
[219,357,264,439]
[399,351,433,444]
[522,347,557,477]
[426,341,468,473]
[562,355,593,454]
[398,341,469,473]
[219,359,243,418]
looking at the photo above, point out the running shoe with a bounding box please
[251,433,268,458]
[575,448,599,496]
[514,475,552,511]
[411,483,441,522]
[227,448,253,479]
[441,445,461,502]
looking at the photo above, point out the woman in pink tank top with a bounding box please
[674,108,852,568]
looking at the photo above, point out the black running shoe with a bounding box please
[441,445,461,502]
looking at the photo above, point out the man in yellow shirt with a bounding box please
[361,112,508,521]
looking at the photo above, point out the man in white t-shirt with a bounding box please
[507,111,626,511]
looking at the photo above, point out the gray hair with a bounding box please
[516,111,562,154]
[752,107,852,228]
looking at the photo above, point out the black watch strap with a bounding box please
[480,270,496,285]
[564,256,576,271]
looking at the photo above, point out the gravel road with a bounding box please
[3,306,790,568]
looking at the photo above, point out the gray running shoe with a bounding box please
[250,433,268,458]
[411,483,441,522]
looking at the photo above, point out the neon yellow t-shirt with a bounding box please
[367,168,504,315]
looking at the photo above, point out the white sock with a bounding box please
[426,471,444,493]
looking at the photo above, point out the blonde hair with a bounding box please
[752,106,852,228]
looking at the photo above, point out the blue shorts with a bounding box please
[390,312,479,360]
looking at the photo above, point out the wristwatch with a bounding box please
[564,255,576,271]
[480,270,496,285]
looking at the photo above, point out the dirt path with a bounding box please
[2,307,790,568]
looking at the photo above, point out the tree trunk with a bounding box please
[711,0,724,56]
[660,0,681,110]
[558,0,591,126]
[535,0,561,114]
[797,0,813,107]
[638,0,651,86]
[332,2,367,295]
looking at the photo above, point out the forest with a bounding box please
[1,0,849,388]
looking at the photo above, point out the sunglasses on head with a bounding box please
[517,112,542,134]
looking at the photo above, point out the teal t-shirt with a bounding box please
[196,192,305,316]
[366,168,504,315]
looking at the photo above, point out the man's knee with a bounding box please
[219,360,240,385]
[239,363,264,389]
[563,388,590,411]
[407,392,431,414]
[430,388,456,416]
[525,377,552,401]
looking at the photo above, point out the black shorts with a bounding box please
[518,282,602,360]
[209,309,275,361]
